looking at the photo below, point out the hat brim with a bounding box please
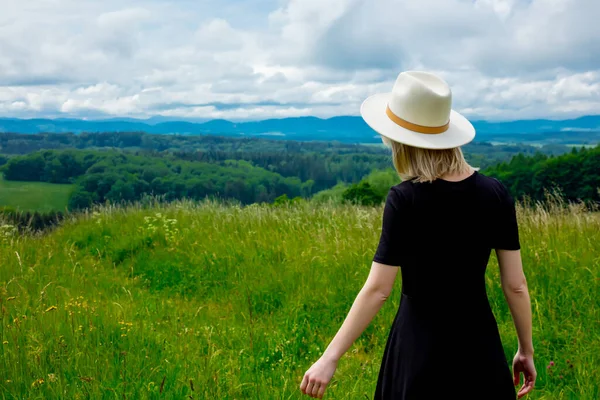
[360,92,476,150]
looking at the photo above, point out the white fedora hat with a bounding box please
[360,71,475,150]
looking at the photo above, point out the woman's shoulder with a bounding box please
[474,172,514,203]
[387,180,416,205]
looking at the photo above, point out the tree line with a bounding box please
[484,145,600,204]
[2,150,313,209]
[0,132,593,211]
[0,131,571,171]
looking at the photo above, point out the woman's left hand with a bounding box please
[299,356,338,398]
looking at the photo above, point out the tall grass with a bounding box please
[0,194,598,399]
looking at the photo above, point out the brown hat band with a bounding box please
[386,106,450,134]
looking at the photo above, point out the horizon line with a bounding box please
[1,114,600,124]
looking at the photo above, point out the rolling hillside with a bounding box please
[0,199,598,398]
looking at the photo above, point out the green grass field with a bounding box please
[0,198,598,399]
[0,177,73,212]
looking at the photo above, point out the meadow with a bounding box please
[0,176,72,212]
[0,196,598,399]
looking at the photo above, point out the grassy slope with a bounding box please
[0,176,73,212]
[0,199,599,399]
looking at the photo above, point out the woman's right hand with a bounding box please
[300,356,338,398]
[512,351,536,398]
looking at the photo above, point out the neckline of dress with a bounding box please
[434,169,478,184]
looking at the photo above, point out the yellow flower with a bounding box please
[31,378,44,387]
[45,306,57,312]
[6,296,16,301]
[2,341,8,345]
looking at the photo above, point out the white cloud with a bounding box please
[0,0,599,121]
[96,7,152,28]
[195,19,246,51]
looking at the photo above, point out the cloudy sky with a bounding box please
[1,0,599,121]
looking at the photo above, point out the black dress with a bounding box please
[372,170,519,400]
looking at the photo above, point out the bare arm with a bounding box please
[300,261,398,398]
[320,261,399,362]
[302,188,404,398]
[496,249,533,355]
[496,248,536,398]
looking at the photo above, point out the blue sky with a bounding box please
[1,0,599,121]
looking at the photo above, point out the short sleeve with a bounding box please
[492,182,521,250]
[373,188,406,266]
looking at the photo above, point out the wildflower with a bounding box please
[7,296,15,301]
[47,373,57,382]
[549,361,555,367]
[31,378,44,387]
[2,341,7,345]
[45,306,57,312]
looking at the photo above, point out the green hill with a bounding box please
[0,176,72,212]
[0,200,598,398]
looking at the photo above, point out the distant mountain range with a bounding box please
[1,115,599,144]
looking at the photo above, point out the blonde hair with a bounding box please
[381,135,476,183]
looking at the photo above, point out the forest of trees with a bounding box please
[0,131,571,170]
[0,132,597,211]
[2,150,317,209]
[0,131,390,155]
[484,145,600,204]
